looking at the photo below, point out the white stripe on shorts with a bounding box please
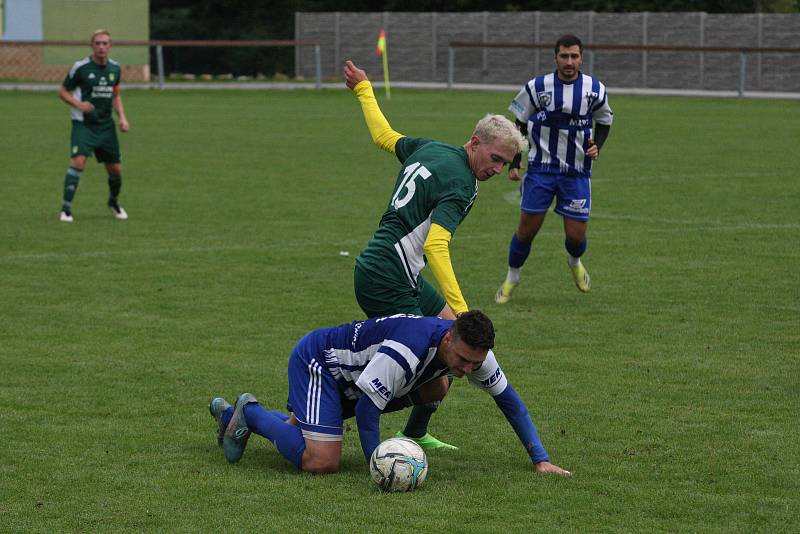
[306,359,322,424]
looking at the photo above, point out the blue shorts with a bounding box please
[520,171,591,222]
[285,331,417,442]
[286,331,349,442]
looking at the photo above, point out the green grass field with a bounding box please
[1,88,798,532]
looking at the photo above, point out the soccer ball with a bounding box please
[369,437,428,492]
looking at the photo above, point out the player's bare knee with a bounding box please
[70,157,87,171]
[301,455,340,474]
[565,232,585,246]
[301,439,342,474]
[516,221,541,242]
[564,220,587,243]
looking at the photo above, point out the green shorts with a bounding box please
[70,120,120,163]
[354,263,446,318]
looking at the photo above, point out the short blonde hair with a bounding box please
[473,114,526,154]
[90,29,111,44]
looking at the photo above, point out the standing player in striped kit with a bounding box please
[495,34,613,303]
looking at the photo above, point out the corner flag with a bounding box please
[376,30,386,57]
[376,29,391,99]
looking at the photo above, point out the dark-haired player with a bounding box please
[496,34,613,302]
[209,310,570,476]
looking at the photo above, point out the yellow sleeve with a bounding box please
[424,223,468,316]
[352,80,404,155]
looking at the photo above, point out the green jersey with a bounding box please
[356,137,478,288]
[62,57,122,126]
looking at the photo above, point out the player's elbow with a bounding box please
[373,133,398,154]
[372,138,390,152]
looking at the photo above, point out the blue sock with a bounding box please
[220,407,287,427]
[243,403,305,469]
[221,407,234,427]
[509,233,532,268]
[565,238,587,258]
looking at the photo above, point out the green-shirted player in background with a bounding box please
[344,60,526,450]
[58,29,130,223]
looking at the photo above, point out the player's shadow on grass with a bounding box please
[196,441,367,475]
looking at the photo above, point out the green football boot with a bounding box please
[209,396,232,447]
[223,392,258,464]
[395,431,458,451]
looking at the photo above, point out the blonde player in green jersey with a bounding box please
[345,60,525,450]
[58,30,130,223]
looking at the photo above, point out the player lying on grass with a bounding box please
[209,310,570,477]
[344,59,527,450]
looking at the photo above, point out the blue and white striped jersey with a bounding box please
[509,71,613,178]
[314,314,508,411]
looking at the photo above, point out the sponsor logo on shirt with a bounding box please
[91,83,114,99]
[481,368,503,388]
[369,377,392,401]
[376,313,421,322]
[351,321,363,347]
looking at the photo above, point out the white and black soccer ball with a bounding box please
[369,437,428,492]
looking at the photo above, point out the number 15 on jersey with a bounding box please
[392,162,431,210]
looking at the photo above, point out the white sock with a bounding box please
[567,255,581,267]
[506,267,521,284]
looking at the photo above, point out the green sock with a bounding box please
[62,167,82,212]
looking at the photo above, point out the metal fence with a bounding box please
[0,40,322,88]
[447,42,800,96]
[295,11,800,94]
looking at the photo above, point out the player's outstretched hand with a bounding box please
[344,60,369,90]
[534,461,572,477]
[119,118,130,133]
[508,167,521,181]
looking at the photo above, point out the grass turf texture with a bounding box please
[1,89,798,532]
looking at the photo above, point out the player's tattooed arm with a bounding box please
[593,123,610,150]
[508,119,528,180]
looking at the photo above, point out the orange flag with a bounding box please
[376,29,386,56]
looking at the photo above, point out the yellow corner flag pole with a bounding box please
[376,29,391,100]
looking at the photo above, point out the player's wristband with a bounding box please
[510,153,522,170]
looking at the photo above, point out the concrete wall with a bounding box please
[295,11,800,92]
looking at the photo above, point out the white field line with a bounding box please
[0,241,365,264]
